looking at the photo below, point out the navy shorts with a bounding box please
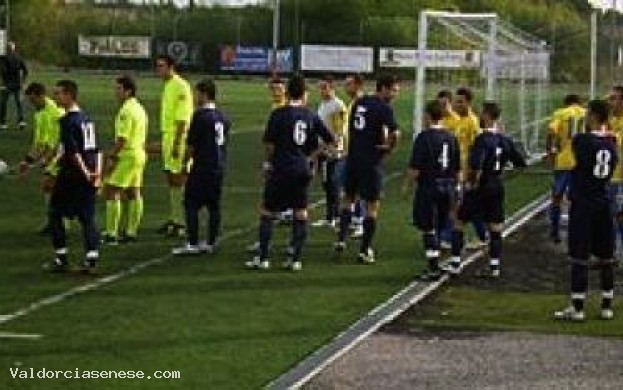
[344,162,383,202]
[552,170,572,198]
[185,171,224,210]
[608,182,623,216]
[263,172,311,212]
[49,179,97,220]
[413,180,456,231]
[568,200,614,260]
[458,185,505,224]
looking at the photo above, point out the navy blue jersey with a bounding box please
[410,126,461,184]
[570,131,618,203]
[58,109,99,184]
[187,105,230,175]
[263,104,334,175]
[469,130,526,187]
[347,95,399,166]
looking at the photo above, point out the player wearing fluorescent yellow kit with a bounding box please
[102,76,148,245]
[20,82,64,234]
[608,86,623,254]
[546,94,585,244]
[155,55,193,237]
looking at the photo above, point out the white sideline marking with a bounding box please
[0,332,43,340]
[268,194,551,390]
[0,173,402,326]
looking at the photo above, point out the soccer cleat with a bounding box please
[156,221,175,235]
[100,234,119,246]
[334,241,346,253]
[0,124,7,131]
[357,248,375,264]
[198,241,215,255]
[440,261,463,275]
[475,266,500,278]
[80,254,98,275]
[172,243,200,256]
[282,259,302,271]
[554,306,585,322]
[465,239,488,250]
[601,308,614,320]
[311,219,332,228]
[245,256,270,270]
[43,256,69,273]
[18,121,26,130]
[350,225,364,239]
[166,223,186,238]
[440,241,452,250]
[419,269,443,282]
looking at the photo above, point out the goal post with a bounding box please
[412,10,551,158]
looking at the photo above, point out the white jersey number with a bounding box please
[438,142,450,170]
[215,122,225,146]
[353,106,367,131]
[594,149,612,179]
[493,147,503,172]
[82,122,97,151]
[293,120,308,146]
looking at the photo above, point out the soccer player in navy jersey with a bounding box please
[246,75,335,271]
[335,74,401,264]
[173,79,230,256]
[46,80,102,273]
[555,100,618,322]
[450,102,526,277]
[404,100,461,281]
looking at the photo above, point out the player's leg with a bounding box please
[173,186,202,256]
[13,90,25,128]
[205,173,224,252]
[121,155,145,243]
[77,191,100,272]
[325,158,339,226]
[414,186,441,280]
[594,207,616,320]
[336,162,357,250]
[247,176,281,270]
[167,172,186,237]
[555,202,589,321]
[285,176,311,270]
[357,166,384,263]
[0,88,8,129]
[480,187,504,278]
[47,203,69,271]
[549,170,567,243]
[103,184,122,245]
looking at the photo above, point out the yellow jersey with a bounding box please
[549,104,586,171]
[445,110,480,170]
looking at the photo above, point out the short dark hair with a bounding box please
[287,74,306,100]
[425,100,444,122]
[116,76,137,97]
[156,54,177,68]
[321,74,335,85]
[346,74,364,86]
[456,87,473,102]
[437,89,452,100]
[588,99,610,124]
[482,101,501,120]
[56,79,78,100]
[563,94,581,106]
[25,82,46,96]
[196,79,217,101]
[376,74,398,92]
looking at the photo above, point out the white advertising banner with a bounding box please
[301,45,373,73]
[78,35,151,59]
[379,48,481,69]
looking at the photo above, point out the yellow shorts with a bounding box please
[162,132,187,174]
[105,152,147,189]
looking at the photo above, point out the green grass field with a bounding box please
[0,72,552,389]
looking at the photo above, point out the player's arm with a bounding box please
[182,112,200,172]
[402,135,424,196]
[467,137,485,188]
[172,88,192,159]
[261,112,278,177]
[378,106,401,154]
[452,136,462,183]
[508,138,528,169]
[315,114,337,160]
[545,117,560,168]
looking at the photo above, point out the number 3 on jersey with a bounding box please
[293,120,307,146]
[594,149,612,179]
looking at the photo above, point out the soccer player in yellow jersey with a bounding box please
[20,82,65,234]
[269,77,287,109]
[312,75,347,228]
[608,86,623,250]
[546,94,585,243]
[102,76,148,245]
[155,55,193,237]
[437,89,459,130]
[451,87,488,249]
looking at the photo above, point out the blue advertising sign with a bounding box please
[220,46,293,73]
